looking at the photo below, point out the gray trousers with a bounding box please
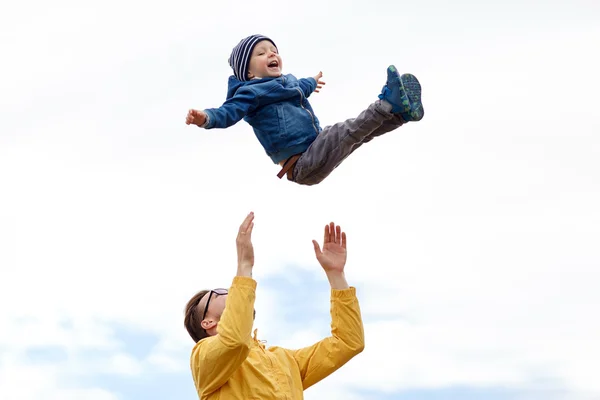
[289,100,404,185]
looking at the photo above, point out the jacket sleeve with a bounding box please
[297,77,317,98]
[203,87,259,129]
[286,287,365,390]
[190,276,257,397]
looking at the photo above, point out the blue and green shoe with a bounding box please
[378,65,424,122]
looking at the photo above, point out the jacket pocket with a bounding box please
[275,104,287,138]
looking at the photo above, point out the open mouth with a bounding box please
[268,60,279,68]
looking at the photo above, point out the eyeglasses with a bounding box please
[201,288,228,322]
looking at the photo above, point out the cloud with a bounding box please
[247,267,599,399]
[0,357,119,400]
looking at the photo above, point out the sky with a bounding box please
[1,0,599,399]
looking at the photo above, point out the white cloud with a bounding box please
[1,0,599,399]
[0,357,119,400]
[106,353,143,376]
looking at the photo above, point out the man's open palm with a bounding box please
[313,222,347,273]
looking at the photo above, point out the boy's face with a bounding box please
[247,40,282,79]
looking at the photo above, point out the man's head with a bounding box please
[184,287,257,343]
[184,288,228,342]
[228,34,281,81]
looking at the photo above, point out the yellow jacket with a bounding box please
[190,276,365,399]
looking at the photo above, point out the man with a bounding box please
[184,211,365,399]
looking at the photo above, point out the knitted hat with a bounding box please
[228,34,277,81]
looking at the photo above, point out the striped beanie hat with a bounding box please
[228,34,277,81]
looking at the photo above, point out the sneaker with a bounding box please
[378,65,424,122]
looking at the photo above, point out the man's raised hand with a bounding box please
[312,222,347,274]
[236,212,255,277]
[313,222,349,289]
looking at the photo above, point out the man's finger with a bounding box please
[341,231,347,249]
[244,212,254,229]
[329,222,335,243]
[239,212,254,232]
[312,240,322,256]
[323,224,329,244]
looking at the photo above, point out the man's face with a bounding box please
[202,291,256,327]
[247,40,282,79]
[203,291,228,321]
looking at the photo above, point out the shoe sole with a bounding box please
[399,73,424,121]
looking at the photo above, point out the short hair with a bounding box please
[184,289,210,343]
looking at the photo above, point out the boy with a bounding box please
[185,34,424,186]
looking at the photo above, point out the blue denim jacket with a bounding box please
[203,74,322,164]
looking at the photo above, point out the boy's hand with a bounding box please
[313,71,326,93]
[185,109,207,126]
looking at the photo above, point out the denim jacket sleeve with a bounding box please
[298,77,317,98]
[203,87,259,129]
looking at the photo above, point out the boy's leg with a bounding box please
[357,109,406,145]
[291,101,397,185]
[290,67,423,186]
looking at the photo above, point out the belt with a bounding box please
[277,154,301,180]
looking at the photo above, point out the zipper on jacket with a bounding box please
[295,88,318,134]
